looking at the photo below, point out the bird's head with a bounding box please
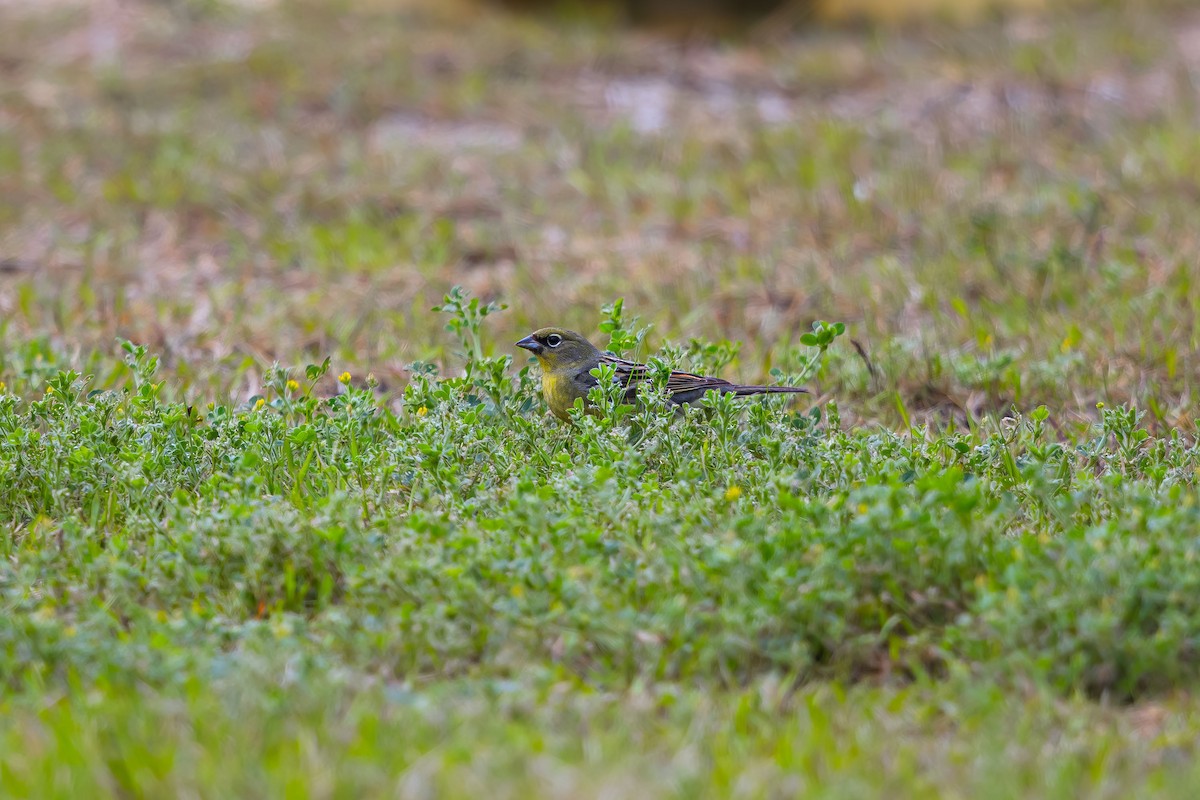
[515,327,599,371]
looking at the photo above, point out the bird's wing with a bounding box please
[595,353,645,399]
[598,353,733,402]
[664,371,734,396]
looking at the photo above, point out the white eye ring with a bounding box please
[546,334,562,347]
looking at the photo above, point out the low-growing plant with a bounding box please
[1,289,1197,703]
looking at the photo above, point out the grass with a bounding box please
[5,679,1200,798]
[2,0,1200,795]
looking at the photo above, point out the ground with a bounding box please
[2,0,1200,796]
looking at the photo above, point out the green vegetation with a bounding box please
[2,0,1199,796]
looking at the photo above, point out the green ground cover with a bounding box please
[2,0,1200,795]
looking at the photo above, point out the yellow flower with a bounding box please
[724,485,743,501]
[45,385,54,394]
[286,379,299,392]
[254,397,265,411]
[416,406,428,417]
[339,371,352,385]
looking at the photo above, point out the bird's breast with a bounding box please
[542,371,585,420]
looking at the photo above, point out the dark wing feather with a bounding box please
[597,353,806,406]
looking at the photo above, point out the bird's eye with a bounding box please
[546,334,563,347]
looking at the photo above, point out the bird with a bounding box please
[515,327,808,421]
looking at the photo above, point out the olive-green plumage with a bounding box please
[515,327,808,421]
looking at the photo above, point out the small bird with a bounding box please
[516,327,808,421]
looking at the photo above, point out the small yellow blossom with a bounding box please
[339,371,352,385]
[254,397,265,410]
[286,379,299,392]
[416,406,428,417]
[510,584,525,598]
[725,485,743,502]
[1096,401,1105,410]
[45,385,54,394]
[1060,329,1080,353]
[0,381,7,392]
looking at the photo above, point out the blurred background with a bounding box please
[0,0,1194,424]
[492,0,1056,26]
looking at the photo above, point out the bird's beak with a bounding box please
[515,335,543,355]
